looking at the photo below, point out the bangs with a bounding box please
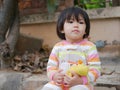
[65,8,84,21]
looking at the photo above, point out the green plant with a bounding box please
[74,0,107,9]
[47,0,58,14]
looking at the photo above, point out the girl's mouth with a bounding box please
[72,30,80,33]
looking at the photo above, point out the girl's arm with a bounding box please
[86,43,101,84]
[47,46,59,80]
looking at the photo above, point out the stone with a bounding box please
[16,34,43,54]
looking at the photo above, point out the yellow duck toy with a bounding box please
[67,60,89,77]
[61,60,89,90]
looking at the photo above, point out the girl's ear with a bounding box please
[61,30,64,33]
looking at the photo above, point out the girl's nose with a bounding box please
[74,25,79,28]
[73,22,79,28]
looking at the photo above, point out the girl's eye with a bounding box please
[79,21,84,24]
[68,20,73,23]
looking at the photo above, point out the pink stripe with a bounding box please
[78,39,88,44]
[63,40,70,44]
[63,39,87,45]
[49,72,56,81]
[88,54,99,59]
[81,76,88,85]
[47,67,52,71]
[90,68,100,77]
[50,53,57,57]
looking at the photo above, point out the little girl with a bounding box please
[41,7,101,90]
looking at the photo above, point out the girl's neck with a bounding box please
[65,38,85,44]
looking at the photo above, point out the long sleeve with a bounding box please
[44,40,100,90]
[86,44,101,84]
[47,45,59,80]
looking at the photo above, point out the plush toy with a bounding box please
[67,60,89,77]
[61,60,89,89]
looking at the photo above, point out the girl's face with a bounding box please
[62,15,86,43]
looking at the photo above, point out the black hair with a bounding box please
[57,7,90,40]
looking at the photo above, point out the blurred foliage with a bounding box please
[74,0,113,9]
[47,0,59,13]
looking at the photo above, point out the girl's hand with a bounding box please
[52,69,65,85]
[64,72,83,88]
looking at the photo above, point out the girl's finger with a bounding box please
[58,69,63,73]
[56,82,62,86]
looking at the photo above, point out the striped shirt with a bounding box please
[47,39,101,90]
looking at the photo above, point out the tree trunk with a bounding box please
[0,0,20,69]
[5,0,20,52]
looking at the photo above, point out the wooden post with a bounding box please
[105,0,110,8]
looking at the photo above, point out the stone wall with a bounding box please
[19,6,120,58]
